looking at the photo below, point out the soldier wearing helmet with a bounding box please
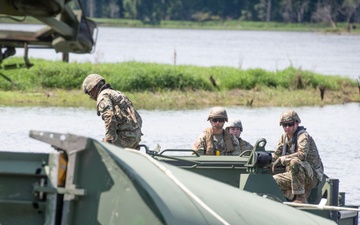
[82,74,143,149]
[225,119,253,153]
[272,109,323,204]
[192,107,240,155]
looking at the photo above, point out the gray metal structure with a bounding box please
[0,0,97,69]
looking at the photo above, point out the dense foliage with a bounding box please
[77,0,360,30]
[0,58,356,93]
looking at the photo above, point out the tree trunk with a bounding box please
[117,0,124,18]
[266,0,271,22]
[88,0,95,18]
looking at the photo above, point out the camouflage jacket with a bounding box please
[96,88,142,147]
[192,128,241,156]
[273,126,324,181]
[237,137,253,152]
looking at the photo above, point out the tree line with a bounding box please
[78,0,360,29]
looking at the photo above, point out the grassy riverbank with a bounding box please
[93,18,360,33]
[0,58,359,110]
[1,17,359,33]
[1,87,359,110]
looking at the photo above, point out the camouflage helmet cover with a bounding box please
[207,106,228,122]
[225,119,243,132]
[279,109,301,126]
[82,74,105,94]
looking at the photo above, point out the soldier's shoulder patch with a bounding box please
[99,101,106,110]
[299,138,308,148]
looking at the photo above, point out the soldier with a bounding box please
[82,74,142,149]
[272,109,324,203]
[192,107,241,156]
[225,119,253,153]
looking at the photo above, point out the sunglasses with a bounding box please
[282,122,295,128]
[212,118,225,123]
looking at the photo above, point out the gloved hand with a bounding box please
[272,156,286,173]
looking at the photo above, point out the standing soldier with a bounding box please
[192,107,240,156]
[225,119,253,153]
[82,74,142,149]
[272,109,324,203]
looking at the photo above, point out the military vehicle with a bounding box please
[150,138,359,225]
[0,3,358,224]
[0,130,358,225]
[0,0,97,75]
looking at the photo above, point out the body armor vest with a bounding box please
[204,128,235,155]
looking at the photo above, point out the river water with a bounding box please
[0,103,359,206]
[1,23,360,79]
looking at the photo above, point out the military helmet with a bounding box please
[225,119,243,132]
[279,109,301,126]
[207,106,228,122]
[82,74,105,94]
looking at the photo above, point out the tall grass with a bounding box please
[0,58,359,109]
[0,57,357,92]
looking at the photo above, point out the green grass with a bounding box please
[0,58,359,109]
[1,58,356,92]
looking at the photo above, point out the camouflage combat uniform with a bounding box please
[273,126,324,198]
[237,137,253,153]
[192,128,241,156]
[225,119,253,154]
[97,87,142,149]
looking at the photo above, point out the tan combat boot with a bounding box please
[293,194,308,204]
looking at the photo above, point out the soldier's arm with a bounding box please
[192,132,206,155]
[97,94,118,143]
[272,135,285,160]
[231,136,241,156]
[293,133,308,160]
[245,140,253,150]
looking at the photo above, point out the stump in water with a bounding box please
[319,85,325,101]
[210,75,218,88]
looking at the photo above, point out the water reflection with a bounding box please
[0,103,359,205]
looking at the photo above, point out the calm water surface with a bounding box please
[2,24,360,79]
[0,103,359,206]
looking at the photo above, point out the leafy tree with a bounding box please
[339,0,360,31]
[280,0,310,22]
[254,0,268,21]
[136,0,163,24]
[79,0,360,27]
[311,0,340,28]
[123,0,139,19]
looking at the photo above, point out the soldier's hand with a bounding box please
[102,138,113,144]
[272,156,285,173]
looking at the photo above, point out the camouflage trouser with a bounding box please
[113,129,142,149]
[273,158,319,199]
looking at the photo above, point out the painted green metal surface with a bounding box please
[0,151,58,225]
[153,139,359,225]
[0,130,341,224]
